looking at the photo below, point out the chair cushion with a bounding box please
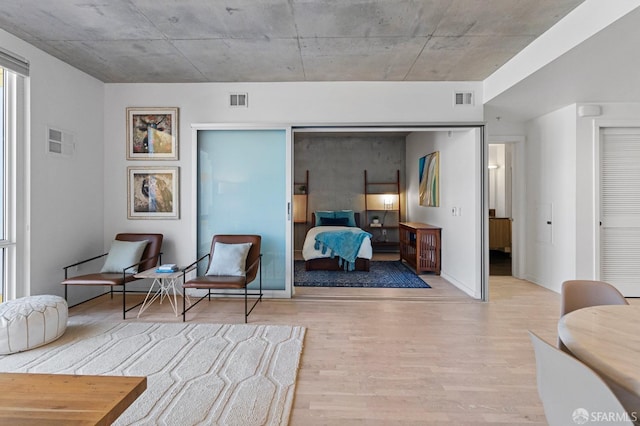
[206,242,252,277]
[184,275,247,289]
[61,273,137,286]
[0,295,68,355]
[100,239,148,274]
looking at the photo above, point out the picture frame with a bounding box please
[419,151,440,207]
[127,166,179,219]
[126,107,178,160]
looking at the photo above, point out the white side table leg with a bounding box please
[137,278,162,318]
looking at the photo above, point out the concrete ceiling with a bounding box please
[0,0,584,83]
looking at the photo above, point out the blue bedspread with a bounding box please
[314,229,372,271]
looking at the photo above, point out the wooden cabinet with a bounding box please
[293,170,309,224]
[399,222,441,274]
[489,217,511,251]
[293,170,309,252]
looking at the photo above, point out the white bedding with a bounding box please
[302,226,373,261]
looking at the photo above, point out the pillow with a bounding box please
[335,210,357,227]
[315,211,335,226]
[206,242,252,277]
[100,239,149,274]
[320,217,350,226]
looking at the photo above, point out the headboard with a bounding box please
[311,212,361,228]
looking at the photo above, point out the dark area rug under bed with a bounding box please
[294,260,431,288]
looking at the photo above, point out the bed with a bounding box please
[303,211,372,271]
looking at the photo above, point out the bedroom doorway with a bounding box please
[292,131,408,290]
[292,126,486,300]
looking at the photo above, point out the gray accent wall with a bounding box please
[293,132,406,250]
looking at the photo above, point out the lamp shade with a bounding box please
[366,193,399,210]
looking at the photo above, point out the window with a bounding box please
[0,65,23,301]
[0,67,8,301]
[0,49,28,301]
[0,48,28,301]
[0,67,5,301]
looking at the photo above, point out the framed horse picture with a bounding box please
[126,107,178,160]
[127,166,179,219]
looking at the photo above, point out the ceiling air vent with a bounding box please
[229,92,248,108]
[454,91,474,106]
[47,126,75,157]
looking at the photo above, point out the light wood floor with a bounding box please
[68,271,575,425]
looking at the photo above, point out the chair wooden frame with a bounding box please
[62,233,163,319]
[181,235,263,323]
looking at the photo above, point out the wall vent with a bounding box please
[229,92,248,108]
[454,91,474,106]
[47,126,75,157]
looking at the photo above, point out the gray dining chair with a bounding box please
[559,280,628,353]
[529,331,633,426]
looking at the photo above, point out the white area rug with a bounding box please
[0,321,306,425]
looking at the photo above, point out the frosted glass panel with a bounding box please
[198,130,286,290]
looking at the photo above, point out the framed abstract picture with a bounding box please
[419,151,439,207]
[126,107,178,160]
[127,166,179,219]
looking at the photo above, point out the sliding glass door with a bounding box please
[197,128,290,293]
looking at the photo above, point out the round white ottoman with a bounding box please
[0,295,68,355]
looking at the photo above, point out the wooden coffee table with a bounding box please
[0,372,146,425]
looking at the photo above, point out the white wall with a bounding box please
[0,29,105,301]
[524,104,577,292]
[484,109,527,137]
[104,82,483,271]
[405,129,481,298]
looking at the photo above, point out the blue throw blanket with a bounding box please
[314,229,372,271]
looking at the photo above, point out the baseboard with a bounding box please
[440,272,480,299]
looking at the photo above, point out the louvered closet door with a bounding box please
[600,127,640,296]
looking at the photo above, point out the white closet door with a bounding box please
[600,127,640,296]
